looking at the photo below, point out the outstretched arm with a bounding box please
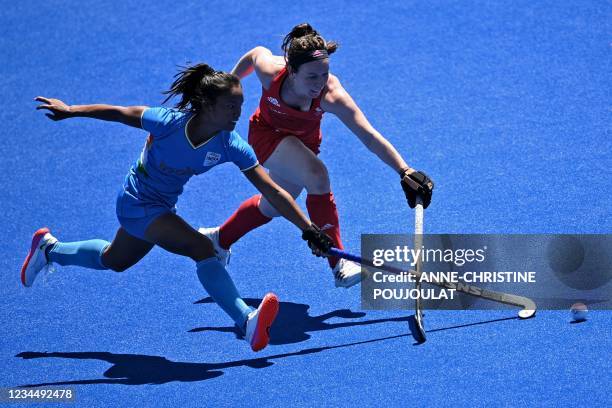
[35,96,146,129]
[321,78,435,208]
[321,80,409,173]
[243,165,333,254]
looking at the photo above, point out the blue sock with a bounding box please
[196,257,253,329]
[47,239,110,270]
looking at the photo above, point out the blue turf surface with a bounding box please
[2,1,611,406]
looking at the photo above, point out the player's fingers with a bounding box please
[34,96,51,104]
[45,113,58,120]
[402,175,420,190]
[36,104,52,110]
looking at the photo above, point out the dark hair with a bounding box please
[162,63,240,112]
[281,23,338,71]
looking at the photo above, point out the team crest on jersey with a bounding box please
[267,97,280,107]
[203,151,222,166]
[315,107,323,116]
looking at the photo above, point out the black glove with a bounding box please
[400,169,434,209]
[302,224,334,257]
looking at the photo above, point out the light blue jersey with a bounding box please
[47,108,260,333]
[125,107,258,208]
[115,107,258,238]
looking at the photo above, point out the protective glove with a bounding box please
[302,224,334,257]
[400,169,434,209]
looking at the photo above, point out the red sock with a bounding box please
[219,195,272,250]
[306,192,344,269]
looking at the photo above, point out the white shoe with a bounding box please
[21,227,58,287]
[198,227,231,266]
[332,259,362,288]
[244,293,279,352]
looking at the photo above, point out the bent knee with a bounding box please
[303,161,330,193]
[100,257,130,272]
[99,252,124,272]
[186,236,216,261]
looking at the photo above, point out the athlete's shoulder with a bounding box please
[253,48,284,71]
[225,130,258,169]
[141,107,188,136]
[325,74,343,92]
[146,106,188,122]
[251,46,273,62]
[226,130,248,145]
[322,74,349,104]
[254,50,285,89]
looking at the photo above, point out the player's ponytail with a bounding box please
[281,23,318,51]
[162,63,240,112]
[281,23,338,72]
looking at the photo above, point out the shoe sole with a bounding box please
[250,293,279,352]
[335,275,362,288]
[335,270,363,288]
[21,227,50,287]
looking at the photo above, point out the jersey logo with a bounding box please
[159,161,195,176]
[203,151,222,166]
[267,97,280,107]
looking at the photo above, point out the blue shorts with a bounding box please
[115,188,176,240]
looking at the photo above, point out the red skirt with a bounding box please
[248,116,322,164]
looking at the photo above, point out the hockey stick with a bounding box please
[412,197,427,342]
[326,247,537,319]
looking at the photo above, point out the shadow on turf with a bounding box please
[15,334,409,387]
[404,315,520,346]
[189,297,410,345]
[15,315,522,387]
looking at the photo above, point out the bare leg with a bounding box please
[258,170,304,218]
[101,227,155,272]
[144,213,215,261]
[262,136,344,267]
[46,227,153,273]
[218,136,344,268]
[262,136,331,194]
[145,213,252,327]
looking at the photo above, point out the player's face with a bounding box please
[291,59,330,99]
[211,85,244,131]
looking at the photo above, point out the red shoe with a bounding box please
[21,227,57,287]
[244,293,279,352]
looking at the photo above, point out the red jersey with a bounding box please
[248,67,326,163]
